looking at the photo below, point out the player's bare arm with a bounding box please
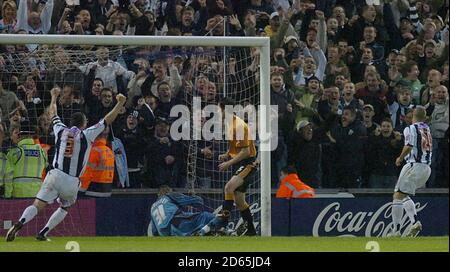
[104,94,127,125]
[48,86,61,117]
[395,145,413,166]
[219,146,250,172]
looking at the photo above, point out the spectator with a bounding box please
[328,106,367,189]
[367,118,403,188]
[15,0,54,34]
[270,72,295,184]
[288,120,322,188]
[141,58,182,98]
[78,47,135,94]
[116,109,147,188]
[146,117,178,188]
[276,165,315,199]
[356,71,389,124]
[387,80,415,132]
[362,104,379,137]
[56,85,82,125]
[154,81,178,119]
[399,60,423,104]
[360,25,385,62]
[126,58,150,108]
[87,87,114,126]
[341,82,363,115]
[318,86,341,123]
[421,69,442,105]
[325,45,350,87]
[0,78,20,122]
[294,75,322,124]
[428,85,449,188]
[91,0,113,27]
[1,0,17,33]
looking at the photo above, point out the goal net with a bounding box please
[0,35,271,237]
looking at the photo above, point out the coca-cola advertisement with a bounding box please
[273,197,449,237]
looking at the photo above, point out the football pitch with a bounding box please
[0,236,448,252]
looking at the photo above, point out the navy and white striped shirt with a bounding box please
[52,115,106,177]
[403,122,433,165]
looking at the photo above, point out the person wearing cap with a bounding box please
[288,120,322,188]
[264,9,297,53]
[283,35,300,64]
[4,119,47,198]
[362,103,379,136]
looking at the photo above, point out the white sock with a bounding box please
[392,199,404,232]
[19,205,38,224]
[403,197,417,224]
[40,208,68,236]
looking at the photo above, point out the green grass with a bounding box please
[0,236,448,252]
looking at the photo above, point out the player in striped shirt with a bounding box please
[389,106,433,238]
[6,86,127,242]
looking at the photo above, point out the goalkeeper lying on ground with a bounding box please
[149,186,218,236]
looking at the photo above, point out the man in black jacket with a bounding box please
[288,120,322,188]
[328,106,367,189]
[270,72,296,185]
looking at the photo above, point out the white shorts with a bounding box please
[395,163,431,195]
[36,169,80,208]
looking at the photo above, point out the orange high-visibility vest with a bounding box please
[276,173,315,199]
[33,137,48,180]
[80,138,115,197]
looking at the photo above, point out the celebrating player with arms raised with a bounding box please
[6,87,126,242]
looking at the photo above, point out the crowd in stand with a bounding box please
[0,0,448,194]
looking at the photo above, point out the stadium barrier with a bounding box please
[1,190,448,237]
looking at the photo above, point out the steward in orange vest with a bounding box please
[276,166,315,199]
[79,128,115,197]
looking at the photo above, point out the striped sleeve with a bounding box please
[52,115,66,135]
[403,126,415,147]
[409,2,423,32]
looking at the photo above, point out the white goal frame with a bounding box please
[0,34,272,237]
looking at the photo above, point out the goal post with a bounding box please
[0,34,272,237]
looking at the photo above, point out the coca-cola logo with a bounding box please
[312,202,428,237]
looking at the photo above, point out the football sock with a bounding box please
[240,205,255,231]
[392,199,403,232]
[403,197,418,224]
[222,193,234,218]
[40,208,68,236]
[19,205,38,225]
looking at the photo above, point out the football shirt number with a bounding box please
[64,134,75,158]
[152,205,166,225]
